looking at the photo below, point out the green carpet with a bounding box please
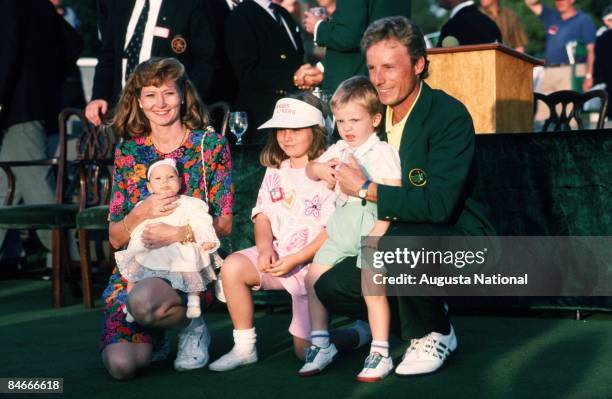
[1,279,611,399]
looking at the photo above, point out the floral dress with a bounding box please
[99,128,233,352]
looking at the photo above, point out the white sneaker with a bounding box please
[209,347,258,372]
[174,318,210,371]
[298,344,338,377]
[356,352,394,383]
[395,325,457,376]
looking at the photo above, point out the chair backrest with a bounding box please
[207,101,230,137]
[59,108,116,211]
[534,90,609,132]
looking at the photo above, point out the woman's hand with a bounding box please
[267,254,300,277]
[140,192,179,219]
[257,247,278,273]
[141,223,183,249]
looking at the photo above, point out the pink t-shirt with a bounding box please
[252,159,336,258]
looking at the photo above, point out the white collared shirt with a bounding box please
[449,0,474,19]
[122,0,163,86]
[317,133,401,203]
[253,0,298,49]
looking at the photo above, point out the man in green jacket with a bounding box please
[313,16,495,376]
[295,0,411,93]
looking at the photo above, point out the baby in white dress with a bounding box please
[115,158,221,320]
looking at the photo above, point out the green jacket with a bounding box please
[377,83,495,236]
[316,0,411,92]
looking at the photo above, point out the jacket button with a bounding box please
[384,216,390,220]
[280,54,287,59]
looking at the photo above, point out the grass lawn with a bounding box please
[1,279,611,399]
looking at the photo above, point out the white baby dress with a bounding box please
[115,195,221,292]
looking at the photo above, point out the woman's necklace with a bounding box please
[151,126,189,154]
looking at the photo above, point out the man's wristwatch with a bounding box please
[358,180,372,206]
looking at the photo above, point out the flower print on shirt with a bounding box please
[304,194,322,219]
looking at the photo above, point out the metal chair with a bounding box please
[0,109,78,307]
[207,101,230,136]
[534,90,608,132]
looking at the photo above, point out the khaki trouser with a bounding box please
[535,64,586,125]
[0,121,53,251]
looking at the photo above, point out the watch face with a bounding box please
[358,189,367,199]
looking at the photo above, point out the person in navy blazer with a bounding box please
[87,0,217,125]
[225,0,304,144]
[205,0,239,107]
[438,0,502,47]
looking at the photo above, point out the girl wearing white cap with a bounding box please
[209,93,336,371]
[115,158,222,321]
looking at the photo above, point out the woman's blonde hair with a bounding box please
[259,92,328,168]
[112,57,208,139]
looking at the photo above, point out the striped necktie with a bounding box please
[125,0,150,80]
[269,3,284,27]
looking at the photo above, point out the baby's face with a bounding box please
[147,164,180,195]
[333,102,381,148]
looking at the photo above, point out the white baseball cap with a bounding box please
[258,98,325,130]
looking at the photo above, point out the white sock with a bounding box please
[370,340,389,357]
[233,328,256,354]
[311,330,330,348]
[187,295,200,308]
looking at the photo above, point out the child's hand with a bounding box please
[257,248,278,273]
[316,161,338,190]
[201,242,216,251]
[267,254,299,277]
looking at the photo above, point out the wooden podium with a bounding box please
[427,44,543,134]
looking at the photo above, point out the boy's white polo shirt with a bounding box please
[318,133,401,204]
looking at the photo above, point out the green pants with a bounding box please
[314,222,467,340]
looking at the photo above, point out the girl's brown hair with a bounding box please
[259,92,328,168]
[111,57,208,139]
